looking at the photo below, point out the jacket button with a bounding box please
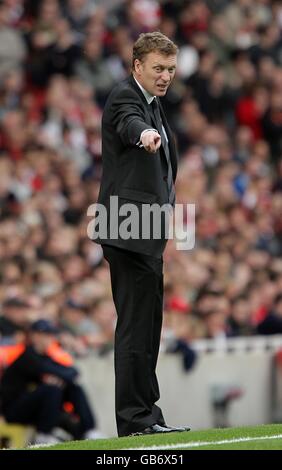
[163,175,168,181]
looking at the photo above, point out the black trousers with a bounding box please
[103,245,165,437]
[4,383,95,437]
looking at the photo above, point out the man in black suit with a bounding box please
[93,32,189,437]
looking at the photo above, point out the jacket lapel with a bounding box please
[128,75,157,128]
[128,75,178,182]
[128,75,149,107]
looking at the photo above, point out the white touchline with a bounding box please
[128,433,282,450]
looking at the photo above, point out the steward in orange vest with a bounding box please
[0,319,97,442]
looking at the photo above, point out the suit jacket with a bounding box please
[93,75,178,257]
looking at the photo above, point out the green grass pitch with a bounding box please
[30,424,282,450]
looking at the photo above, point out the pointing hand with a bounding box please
[141,130,161,153]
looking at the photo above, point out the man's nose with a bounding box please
[160,69,170,82]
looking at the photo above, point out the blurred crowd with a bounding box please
[0,0,282,358]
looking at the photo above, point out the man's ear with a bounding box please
[134,59,142,75]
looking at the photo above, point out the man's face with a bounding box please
[31,332,55,353]
[5,306,28,325]
[134,51,177,96]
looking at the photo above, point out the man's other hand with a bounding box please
[141,130,161,153]
[42,374,64,387]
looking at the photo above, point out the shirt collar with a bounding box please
[133,76,155,104]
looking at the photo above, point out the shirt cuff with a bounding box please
[137,129,159,148]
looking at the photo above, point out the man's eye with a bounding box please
[155,67,162,72]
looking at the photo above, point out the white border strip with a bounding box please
[129,434,282,450]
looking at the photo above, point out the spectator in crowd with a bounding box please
[257,294,282,335]
[0,0,26,82]
[0,298,30,344]
[228,295,254,337]
[74,35,116,106]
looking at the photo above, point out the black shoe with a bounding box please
[130,424,174,436]
[164,425,191,432]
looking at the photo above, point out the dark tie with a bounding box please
[151,98,175,206]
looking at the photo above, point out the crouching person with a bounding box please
[0,319,102,445]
